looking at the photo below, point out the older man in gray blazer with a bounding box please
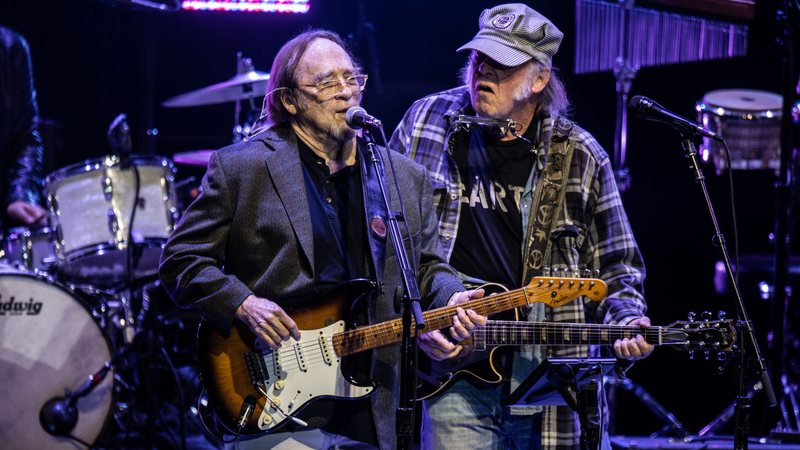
[159,29,484,449]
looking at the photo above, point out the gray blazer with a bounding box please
[159,125,464,449]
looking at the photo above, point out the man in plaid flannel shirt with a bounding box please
[389,4,653,449]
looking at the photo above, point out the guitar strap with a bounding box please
[506,116,576,419]
[521,116,575,280]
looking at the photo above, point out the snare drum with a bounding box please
[3,226,57,273]
[696,89,783,171]
[0,267,114,448]
[44,155,178,285]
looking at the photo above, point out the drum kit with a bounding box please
[0,55,269,449]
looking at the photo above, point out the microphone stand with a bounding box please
[361,128,426,450]
[679,133,776,449]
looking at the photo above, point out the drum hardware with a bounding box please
[604,374,689,438]
[3,226,59,274]
[43,154,178,286]
[0,269,116,448]
[161,55,269,108]
[162,52,267,143]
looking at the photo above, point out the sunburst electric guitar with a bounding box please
[416,317,738,400]
[197,276,607,437]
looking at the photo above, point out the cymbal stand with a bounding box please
[100,280,189,450]
[233,53,260,143]
[612,0,637,192]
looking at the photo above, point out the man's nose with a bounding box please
[475,59,494,77]
[334,82,355,99]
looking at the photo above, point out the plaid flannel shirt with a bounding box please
[389,86,647,449]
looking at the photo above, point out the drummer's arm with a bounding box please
[5,31,46,224]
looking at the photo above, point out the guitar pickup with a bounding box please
[293,343,307,372]
[319,332,334,366]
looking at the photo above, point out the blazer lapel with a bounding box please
[257,128,315,274]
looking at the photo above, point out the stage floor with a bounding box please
[611,436,800,449]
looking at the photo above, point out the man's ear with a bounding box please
[531,68,551,95]
[281,91,298,115]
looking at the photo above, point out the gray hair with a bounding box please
[255,29,358,129]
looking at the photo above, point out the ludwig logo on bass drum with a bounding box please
[0,295,43,315]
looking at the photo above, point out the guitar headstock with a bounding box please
[525,276,608,308]
[666,315,737,354]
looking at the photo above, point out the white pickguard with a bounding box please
[253,320,374,431]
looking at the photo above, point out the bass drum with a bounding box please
[0,267,114,448]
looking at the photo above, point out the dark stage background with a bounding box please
[2,0,797,439]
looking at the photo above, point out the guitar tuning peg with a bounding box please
[594,269,600,277]
[704,350,711,360]
[717,311,726,320]
[582,268,591,278]
[564,267,572,277]
[687,312,696,321]
[688,349,695,360]
[702,311,713,321]
[543,266,551,276]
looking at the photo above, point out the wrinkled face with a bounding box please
[286,38,363,144]
[467,51,547,120]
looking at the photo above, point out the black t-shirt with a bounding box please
[450,125,538,290]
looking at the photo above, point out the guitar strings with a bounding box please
[244,279,610,375]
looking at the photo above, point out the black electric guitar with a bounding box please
[416,317,737,400]
[197,276,607,437]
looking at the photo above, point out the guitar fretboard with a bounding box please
[331,278,606,356]
[470,321,687,348]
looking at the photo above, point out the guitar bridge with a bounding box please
[245,351,269,386]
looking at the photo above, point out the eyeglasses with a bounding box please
[298,74,368,96]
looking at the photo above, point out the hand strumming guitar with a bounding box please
[235,295,301,349]
[418,288,487,361]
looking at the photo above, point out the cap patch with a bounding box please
[492,14,515,29]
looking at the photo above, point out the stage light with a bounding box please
[181,0,310,13]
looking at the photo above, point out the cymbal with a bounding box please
[173,149,215,166]
[162,70,270,108]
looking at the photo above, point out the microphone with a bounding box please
[40,362,112,436]
[629,96,723,141]
[345,106,383,130]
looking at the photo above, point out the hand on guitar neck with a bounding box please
[418,288,488,361]
[614,316,653,361]
[235,294,302,349]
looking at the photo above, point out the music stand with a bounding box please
[504,358,617,450]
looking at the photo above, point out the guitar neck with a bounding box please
[332,277,606,356]
[470,321,678,348]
